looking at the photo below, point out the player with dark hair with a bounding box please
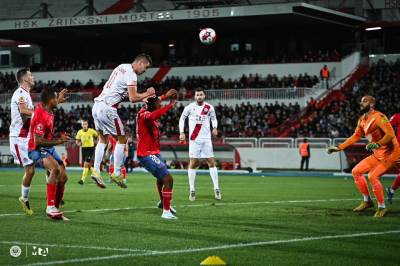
[91,53,155,189]
[386,113,400,203]
[327,96,400,217]
[136,89,178,219]
[179,87,221,201]
[28,88,70,219]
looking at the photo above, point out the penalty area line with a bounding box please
[21,229,400,266]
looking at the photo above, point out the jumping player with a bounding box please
[179,87,221,201]
[91,53,155,189]
[75,120,99,186]
[386,113,400,203]
[136,89,178,219]
[327,96,400,217]
[28,88,70,219]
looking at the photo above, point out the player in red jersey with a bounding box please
[28,88,70,220]
[136,89,178,219]
[387,113,400,203]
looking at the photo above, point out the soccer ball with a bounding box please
[199,28,216,45]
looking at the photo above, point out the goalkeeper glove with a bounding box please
[366,142,380,152]
[327,146,340,154]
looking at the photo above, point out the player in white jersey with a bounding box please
[179,87,221,201]
[91,53,155,188]
[9,68,68,216]
[10,68,35,215]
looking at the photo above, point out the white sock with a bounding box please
[390,188,395,193]
[113,143,126,176]
[209,167,219,190]
[378,203,386,208]
[363,195,371,202]
[188,169,196,192]
[94,142,107,173]
[21,185,30,201]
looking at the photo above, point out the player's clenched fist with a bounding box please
[179,133,186,143]
[212,128,218,137]
[327,146,340,154]
[166,89,178,100]
[146,87,156,96]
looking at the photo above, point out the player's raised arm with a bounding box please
[57,88,69,103]
[210,105,218,137]
[179,105,190,142]
[327,122,363,154]
[128,84,155,103]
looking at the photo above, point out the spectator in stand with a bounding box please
[299,138,310,171]
[320,65,330,90]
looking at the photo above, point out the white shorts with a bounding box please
[9,137,33,167]
[92,101,125,136]
[189,139,214,159]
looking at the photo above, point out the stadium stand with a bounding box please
[27,50,341,71]
[0,71,319,96]
[284,59,400,138]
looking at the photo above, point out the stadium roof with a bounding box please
[0,2,365,44]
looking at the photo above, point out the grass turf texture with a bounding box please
[0,169,399,266]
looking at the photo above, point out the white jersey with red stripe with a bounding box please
[94,64,137,107]
[9,86,33,137]
[179,101,217,141]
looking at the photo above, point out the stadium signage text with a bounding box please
[10,8,222,30]
[0,3,364,31]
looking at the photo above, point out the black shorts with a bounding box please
[82,147,95,162]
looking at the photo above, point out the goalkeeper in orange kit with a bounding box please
[327,96,400,217]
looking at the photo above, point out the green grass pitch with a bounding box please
[0,169,399,265]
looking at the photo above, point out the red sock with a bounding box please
[392,174,400,190]
[156,180,163,201]
[122,167,127,178]
[46,183,57,207]
[109,164,114,175]
[162,187,173,211]
[55,183,65,208]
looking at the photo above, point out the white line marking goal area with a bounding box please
[18,230,400,266]
[0,198,360,218]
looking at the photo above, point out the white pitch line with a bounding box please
[21,229,400,266]
[0,240,152,253]
[0,198,359,218]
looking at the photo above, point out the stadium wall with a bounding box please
[237,148,342,170]
[0,145,342,170]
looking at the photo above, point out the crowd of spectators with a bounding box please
[0,71,319,96]
[142,73,319,96]
[287,59,400,138]
[0,101,301,139]
[167,49,341,66]
[24,50,341,72]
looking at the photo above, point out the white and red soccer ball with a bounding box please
[199,28,216,45]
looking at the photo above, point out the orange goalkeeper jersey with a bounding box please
[339,110,400,161]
